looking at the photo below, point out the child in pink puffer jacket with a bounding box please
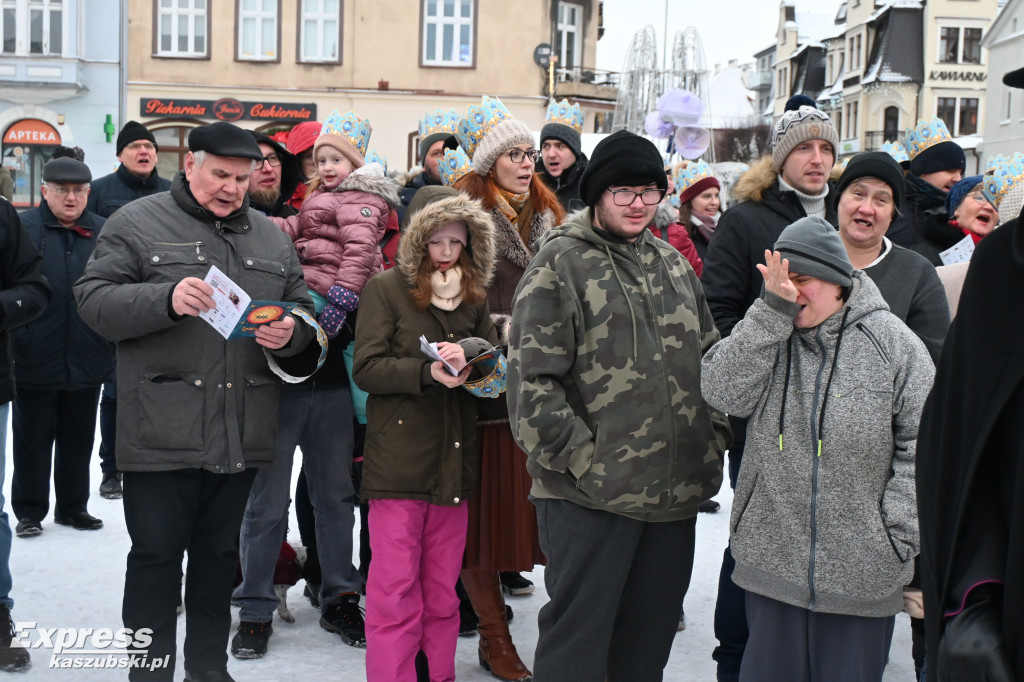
[273,111,401,337]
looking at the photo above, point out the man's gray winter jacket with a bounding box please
[701,271,934,617]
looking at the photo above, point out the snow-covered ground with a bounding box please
[5,425,918,680]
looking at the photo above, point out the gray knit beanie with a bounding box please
[472,118,534,176]
[774,216,852,287]
[771,106,840,171]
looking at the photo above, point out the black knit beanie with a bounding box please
[909,140,965,176]
[117,121,157,155]
[578,130,667,209]
[835,151,906,209]
[774,216,853,287]
[540,122,583,163]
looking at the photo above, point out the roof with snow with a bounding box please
[708,67,758,129]
[862,4,924,86]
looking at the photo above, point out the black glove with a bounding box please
[937,584,1013,682]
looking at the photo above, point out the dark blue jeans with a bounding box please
[98,380,118,476]
[234,382,360,621]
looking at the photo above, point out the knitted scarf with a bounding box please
[430,266,463,311]
[494,187,530,224]
[778,176,829,219]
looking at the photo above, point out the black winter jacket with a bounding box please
[886,172,945,249]
[701,158,838,337]
[86,164,172,219]
[14,203,114,389]
[0,200,50,402]
[536,154,588,215]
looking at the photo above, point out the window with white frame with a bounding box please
[845,100,858,138]
[937,96,978,136]
[421,0,474,67]
[299,0,340,63]
[238,0,277,61]
[556,1,582,76]
[156,0,207,58]
[939,26,983,64]
[1,0,62,56]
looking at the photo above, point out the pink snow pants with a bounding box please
[365,498,468,682]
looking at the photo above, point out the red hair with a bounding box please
[455,171,565,230]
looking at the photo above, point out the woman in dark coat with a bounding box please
[452,96,564,681]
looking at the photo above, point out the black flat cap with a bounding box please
[188,122,264,161]
[1004,66,1024,89]
[42,157,92,184]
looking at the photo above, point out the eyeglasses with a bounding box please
[261,154,282,167]
[124,142,156,152]
[968,191,992,205]
[45,185,89,198]
[506,148,539,164]
[608,188,665,206]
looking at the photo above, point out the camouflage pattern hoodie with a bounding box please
[507,208,729,522]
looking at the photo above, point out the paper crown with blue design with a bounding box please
[440,147,473,187]
[457,96,533,175]
[985,154,1011,172]
[983,153,1024,210]
[904,117,965,176]
[546,99,584,132]
[417,108,459,162]
[364,148,387,174]
[314,109,372,169]
[881,139,910,165]
[672,159,720,208]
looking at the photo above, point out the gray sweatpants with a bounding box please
[532,498,696,682]
[739,590,896,682]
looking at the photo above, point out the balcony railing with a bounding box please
[551,66,621,101]
[748,71,773,88]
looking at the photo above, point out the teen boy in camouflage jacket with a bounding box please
[508,130,729,682]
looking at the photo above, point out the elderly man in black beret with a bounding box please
[11,157,112,538]
[87,121,175,500]
[75,121,324,682]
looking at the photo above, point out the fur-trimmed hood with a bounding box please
[330,163,402,210]
[733,155,844,204]
[397,192,496,290]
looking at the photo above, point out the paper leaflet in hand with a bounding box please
[199,265,300,339]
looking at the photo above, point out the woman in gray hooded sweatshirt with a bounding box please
[701,216,935,682]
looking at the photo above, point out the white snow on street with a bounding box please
[6,426,918,680]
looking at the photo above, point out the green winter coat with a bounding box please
[353,191,498,507]
[508,208,730,522]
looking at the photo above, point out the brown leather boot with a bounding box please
[461,570,532,681]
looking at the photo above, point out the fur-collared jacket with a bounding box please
[354,192,498,506]
[649,203,703,277]
[273,164,401,297]
[702,156,840,337]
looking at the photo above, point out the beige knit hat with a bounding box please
[771,106,839,171]
[473,118,533,175]
[313,134,365,171]
[456,97,534,176]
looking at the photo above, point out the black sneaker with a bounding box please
[0,606,30,672]
[14,519,41,538]
[320,594,366,648]
[698,499,721,514]
[230,620,272,659]
[499,572,535,596]
[99,473,123,499]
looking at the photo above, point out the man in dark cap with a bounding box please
[535,102,589,213]
[246,131,301,219]
[87,121,174,499]
[507,129,729,681]
[11,157,111,538]
[75,120,323,682]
